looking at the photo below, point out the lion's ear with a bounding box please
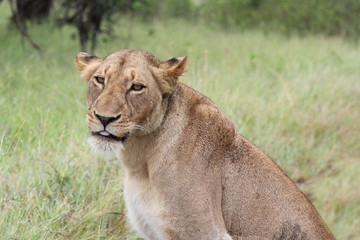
[157,56,188,94]
[75,52,102,81]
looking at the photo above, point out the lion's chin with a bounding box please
[88,135,124,154]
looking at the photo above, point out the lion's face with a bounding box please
[75,50,187,153]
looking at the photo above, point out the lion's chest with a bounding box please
[124,174,166,240]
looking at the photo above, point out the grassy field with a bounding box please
[1,6,359,240]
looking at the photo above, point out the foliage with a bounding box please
[200,0,360,39]
[5,0,196,52]
[7,0,53,52]
[132,0,195,20]
[6,0,360,53]
[10,0,53,22]
[58,0,120,53]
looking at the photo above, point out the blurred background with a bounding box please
[0,0,359,239]
[3,0,360,53]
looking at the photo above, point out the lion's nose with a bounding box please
[94,111,121,127]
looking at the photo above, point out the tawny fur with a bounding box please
[75,50,335,240]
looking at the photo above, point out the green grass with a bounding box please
[1,7,359,240]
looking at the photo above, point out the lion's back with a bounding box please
[221,135,334,239]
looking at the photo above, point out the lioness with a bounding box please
[75,50,335,240]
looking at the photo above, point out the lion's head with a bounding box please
[75,50,187,153]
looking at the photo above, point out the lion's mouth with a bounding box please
[91,131,130,142]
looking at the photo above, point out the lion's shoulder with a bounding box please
[175,84,236,147]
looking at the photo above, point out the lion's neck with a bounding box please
[119,84,188,178]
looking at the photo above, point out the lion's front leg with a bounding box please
[156,163,230,240]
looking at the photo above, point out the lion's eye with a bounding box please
[131,84,145,91]
[95,77,105,84]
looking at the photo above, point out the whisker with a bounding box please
[132,123,152,135]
